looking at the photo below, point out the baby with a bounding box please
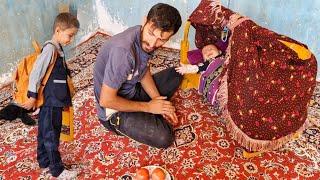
[202,44,222,60]
[176,44,222,74]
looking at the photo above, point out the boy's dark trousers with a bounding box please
[99,67,182,148]
[37,106,64,177]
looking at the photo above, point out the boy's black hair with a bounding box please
[146,3,182,34]
[53,12,80,32]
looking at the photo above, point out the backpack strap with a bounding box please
[35,43,58,107]
[41,41,56,53]
[57,43,76,98]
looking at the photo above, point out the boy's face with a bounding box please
[56,27,78,46]
[141,21,173,53]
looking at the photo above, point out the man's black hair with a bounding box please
[147,3,182,34]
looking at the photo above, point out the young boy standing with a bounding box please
[22,13,79,179]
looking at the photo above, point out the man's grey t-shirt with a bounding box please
[94,25,151,121]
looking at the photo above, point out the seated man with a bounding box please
[94,3,182,148]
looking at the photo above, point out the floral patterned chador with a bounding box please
[189,0,317,151]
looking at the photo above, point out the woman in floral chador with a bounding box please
[188,0,317,157]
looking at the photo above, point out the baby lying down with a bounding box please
[175,40,227,105]
[176,44,223,75]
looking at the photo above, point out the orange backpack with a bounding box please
[12,41,74,108]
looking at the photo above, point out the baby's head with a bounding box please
[53,13,80,46]
[202,44,220,60]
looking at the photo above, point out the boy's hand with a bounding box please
[21,97,36,110]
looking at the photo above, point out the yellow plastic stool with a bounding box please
[180,21,200,90]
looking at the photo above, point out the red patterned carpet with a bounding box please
[0,32,319,179]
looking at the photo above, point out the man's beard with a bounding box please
[141,25,157,53]
[141,41,156,53]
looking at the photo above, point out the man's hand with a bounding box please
[149,96,179,126]
[162,112,179,126]
[147,96,175,114]
[21,97,36,110]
